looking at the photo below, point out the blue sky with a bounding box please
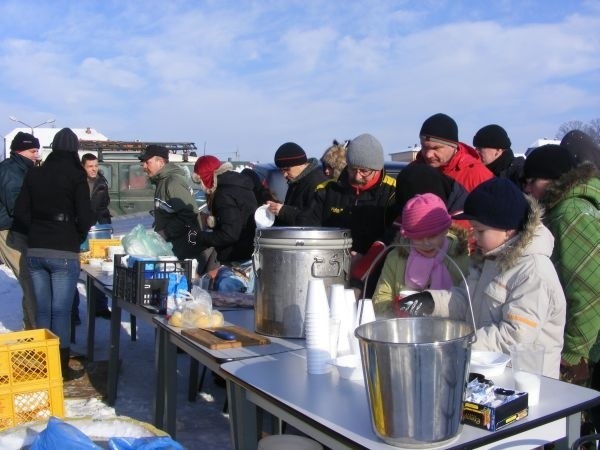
[1,0,599,162]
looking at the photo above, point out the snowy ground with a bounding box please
[0,260,232,449]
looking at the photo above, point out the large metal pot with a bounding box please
[355,317,475,448]
[253,227,352,337]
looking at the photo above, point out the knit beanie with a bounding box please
[560,130,600,168]
[401,193,452,239]
[194,155,222,190]
[454,178,528,231]
[419,113,458,143]
[346,133,384,170]
[523,144,577,180]
[395,164,453,213]
[52,128,79,152]
[473,124,511,149]
[11,132,40,151]
[274,142,307,168]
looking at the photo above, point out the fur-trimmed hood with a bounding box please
[540,162,600,211]
[321,140,348,180]
[191,161,234,194]
[475,195,553,272]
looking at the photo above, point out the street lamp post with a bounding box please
[9,116,56,135]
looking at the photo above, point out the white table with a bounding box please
[152,309,305,438]
[221,349,600,450]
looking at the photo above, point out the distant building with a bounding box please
[390,144,421,163]
[525,138,560,157]
[2,127,108,161]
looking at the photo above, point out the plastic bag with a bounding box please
[108,436,184,450]
[180,286,213,328]
[30,417,102,450]
[122,224,174,257]
[166,273,189,315]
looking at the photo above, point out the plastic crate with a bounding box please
[113,255,192,312]
[0,329,64,430]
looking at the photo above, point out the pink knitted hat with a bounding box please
[401,193,452,239]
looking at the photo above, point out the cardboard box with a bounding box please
[462,390,528,431]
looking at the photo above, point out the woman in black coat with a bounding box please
[13,128,93,381]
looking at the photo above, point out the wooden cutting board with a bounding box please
[181,325,271,349]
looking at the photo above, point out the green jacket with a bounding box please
[541,163,600,365]
[150,163,198,258]
[372,226,469,317]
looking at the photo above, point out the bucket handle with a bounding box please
[358,243,477,344]
[311,255,343,278]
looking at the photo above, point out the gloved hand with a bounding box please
[392,291,434,317]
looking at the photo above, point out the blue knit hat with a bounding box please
[454,178,528,230]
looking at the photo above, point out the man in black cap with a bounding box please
[415,113,493,192]
[266,142,326,225]
[472,124,524,186]
[0,132,40,329]
[560,129,600,168]
[139,145,198,259]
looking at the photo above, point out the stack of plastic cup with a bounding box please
[329,284,348,356]
[344,289,360,356]
[305,279,331,374]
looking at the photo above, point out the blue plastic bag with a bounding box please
[30,417,102,450]
[108,436,184,450]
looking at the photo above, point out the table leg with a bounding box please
[227,380,258,450]
[106,301,122,406]
[131,314,137,341]
[188,357,199,402]
[164,334,178,438]
[153,325,166,429]
[86,279,97,362]
[567,412,582,449]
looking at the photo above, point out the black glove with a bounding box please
[392,291,434,317]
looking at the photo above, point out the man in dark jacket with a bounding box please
[81,153,111,224]
[73,153,111,322]
[472,124,524,186]
[140,145,198,259]
[298,133,396,254]
[266,142,327,225]
[0,132,39,329]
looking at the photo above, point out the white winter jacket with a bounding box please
[431,199,566,378]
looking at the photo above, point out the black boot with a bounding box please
[60,347,84,382]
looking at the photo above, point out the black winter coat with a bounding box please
[486,149,525,187]
[297,168,396,254]
[0,152,34,230]
[195,171,258,263]
[13,151,94,252]
[276,158,327,226]
[90,173,111,224]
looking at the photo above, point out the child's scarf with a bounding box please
[404,238,453,290]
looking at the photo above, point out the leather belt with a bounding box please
[35,212,72,223]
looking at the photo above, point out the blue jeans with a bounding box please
[28,257,80,349]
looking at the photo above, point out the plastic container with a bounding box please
[88,238,122,258]
[113,255,192,312]
[0,329,64,430]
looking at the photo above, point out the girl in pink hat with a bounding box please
[373,193,469,317]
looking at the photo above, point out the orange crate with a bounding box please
[89,238,122,258]
[0,329,64,430]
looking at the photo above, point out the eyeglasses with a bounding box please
[348,167,375,177]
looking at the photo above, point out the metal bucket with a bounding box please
[355,317,475,448]
[253,227,352,337]
[81,224,113,252]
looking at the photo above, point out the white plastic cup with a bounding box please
[344,289,359,356]
[305,279,330,316]
[510,343,544,406]
[329,284,346,321]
